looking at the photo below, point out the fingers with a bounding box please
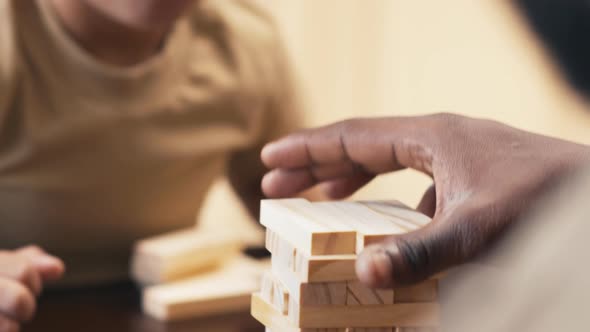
[320,173,375,199]
[416,184,436,218]
[356,204,482,288]
[0,316,18,332]
[262,118,407,170]
[0,278,35,322]
[16,247,65,282]
[261,162,369,198]
[0,254,41,296]
[261,117,437,197]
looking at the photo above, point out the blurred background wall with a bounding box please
[199,0,590,244]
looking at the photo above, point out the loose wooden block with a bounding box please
[260,199,357,255]
[131,227,241,285]
[143,255,267,321]
[394,280,438,303]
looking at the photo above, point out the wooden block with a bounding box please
[252,293,356,332]
[143,255,267,321]
[302,253,357,282]
[347,281,394,305]
[131,227,241,285]
[294,302,440,328]
[394,280,438,303]
[260,199,357,255]
[267,230,358,282]
[273,277,290,315]
[260,271,274,303]
[359,201,431,228]
[314,202,412,253]
[251,293,301,332]
[272,254,348,309]
[300,282,347,306]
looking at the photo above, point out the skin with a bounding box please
[261,113,590,288]
[0,246,64,332]
[49,0,195,66]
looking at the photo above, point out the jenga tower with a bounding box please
[250,199,441,332]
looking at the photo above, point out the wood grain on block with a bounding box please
[360,201,431,228]
[314,202,409,253]
[143,255,267,321]
[349,328,394,332]
[293,303,440,328]
[260,199,357,255]
[394,280,438,303]
[302,253,357,282]
[300,282,347,306]
[131,227,241,285]
[347,281,394,305]
[267,230,358,282]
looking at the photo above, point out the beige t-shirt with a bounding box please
[0,0,300,285]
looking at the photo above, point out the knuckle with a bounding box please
[12,263,34,286]
[336,118,362,134]
[394,236,434,281]
[429,112,463,131]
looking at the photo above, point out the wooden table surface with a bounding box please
[22,281,264,332]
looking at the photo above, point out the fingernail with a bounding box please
[356,245,393,288]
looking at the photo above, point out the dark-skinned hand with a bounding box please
[260,113,590,288]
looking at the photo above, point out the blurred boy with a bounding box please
[0,0,300,327]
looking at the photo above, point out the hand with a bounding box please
[0,246,64,331]
[260,113,590,288]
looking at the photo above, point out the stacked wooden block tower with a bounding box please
[251,198,440,332]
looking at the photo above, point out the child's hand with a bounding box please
[0,246,64,331]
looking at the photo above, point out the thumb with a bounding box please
[17,246,65,282]
[355,206,478,288]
